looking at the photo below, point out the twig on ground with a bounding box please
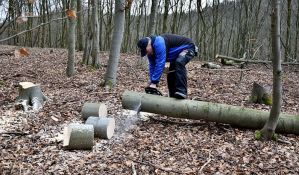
[1,131,30,136]
[179,137,194,161]
[277,138,291,145]
[149,115,206,126]
[198,150,213,173]
[131,162,137,175]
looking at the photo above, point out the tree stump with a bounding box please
[63,123,94,150]
[81,102,107,120]
[17,82,47,111]
[250,82,272,105]
[85,117,115,139]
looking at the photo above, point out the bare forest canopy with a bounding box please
[0,0,299,62]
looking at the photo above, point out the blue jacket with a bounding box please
[148,34,195,84]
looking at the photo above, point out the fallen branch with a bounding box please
[199,68,251,71]
[0,17,67,43]
[131,162,137,175]
[149,116,207,126]
[199,150,212,173]
[0,131,30,136]
[216,54,299,65]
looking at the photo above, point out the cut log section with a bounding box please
[216,54,299,65]
[122,90,299,135]
[81,102,107,119]
[17,82,47,111]
[63,123,94,150]
[85,117,115,139]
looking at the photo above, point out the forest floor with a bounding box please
[0,45,299,174]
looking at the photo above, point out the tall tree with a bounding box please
[66,0,77,77]
[295,1,299,61]
[83,0,100,68]
[257,0,282,140]
[162,0,170,33]
[77,0,84,51]
[148,0,158,35]
[284,0,292,62]
[104,0,126,87]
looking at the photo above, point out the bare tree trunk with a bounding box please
[104,0,125,87]
[148,0,158,35]
[295,2,299,61]
[162,0,170,33]
[212,0,219,59]
[26,2,33,47]
[61,0,67,48]
[77,0,84,51]
[259,0,282,140]
[123,0,132,52]
[226,1,236,56]
[188,0,193,37]
[284,0,291,62]
[91,0,100,68]
[66,0,77,77]
[197,0,206,60]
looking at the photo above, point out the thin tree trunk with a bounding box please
[284,0,291,62]
[66,0,77,77]
[295,2,299,61]
[91,0,100,68]
[259,0,282,140]
[104,0,125,87]
[77,0,84,51]
[162,0,170,33]
[148,0,158,35]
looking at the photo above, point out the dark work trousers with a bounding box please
[167,49,195,97]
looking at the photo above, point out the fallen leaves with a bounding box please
[15,48,30,58]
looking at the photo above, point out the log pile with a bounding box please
[63,102,115,150]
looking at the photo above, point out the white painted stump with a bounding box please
[63,123,94,150]
[85,117,115,139]
[81,102,107,120]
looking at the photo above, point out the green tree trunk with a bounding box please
[104,0,125,87]
[148,0,158,35]
[259,0,283,140]
[66,0,77,77]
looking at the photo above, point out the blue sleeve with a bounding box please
[148,56,155,80]
[151,37,166,84]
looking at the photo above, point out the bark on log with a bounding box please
[63,123,94,150]
[17,82,47,111]
[85,117,115,139]
[81,102,107,119]
[216,54,299,65]
[122,91,299,134]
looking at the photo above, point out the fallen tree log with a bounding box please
[122,91,299,134]
[216,54,299,65]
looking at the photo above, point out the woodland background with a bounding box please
[1,0,299,62]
